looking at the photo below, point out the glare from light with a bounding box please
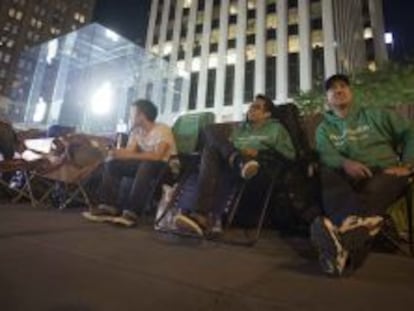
[385,32,393,45]
[46,39,58,64]
[105,29,119,42]
[90,82,113,115]
[33,97,47,122]
[364,27,373,39]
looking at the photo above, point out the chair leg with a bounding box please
[225,181,246,229]
[252,175,277,244]
[405,184,413,256]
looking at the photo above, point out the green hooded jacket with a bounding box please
[316,106,414,169]
[231,119,295,160]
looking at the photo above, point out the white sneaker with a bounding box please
[311,217,348,276]
[240,160,260,179]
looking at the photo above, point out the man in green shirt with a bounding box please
[312,74,414,276]
[174,94,295,236]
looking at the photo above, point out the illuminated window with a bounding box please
[16,11,23,20]
[8,8,16,17]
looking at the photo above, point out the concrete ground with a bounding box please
[0,204,413,311]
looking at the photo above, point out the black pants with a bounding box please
[98,159,166,214]
[321,167,409,226]
[194,126,239,216]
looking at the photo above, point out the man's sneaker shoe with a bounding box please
[82,204,119,223]
[240,160,259,179]
[111,210,138,227]
[174,213,207,236]
[229,152,259,180]
[96,204,119,216]
[310,217,348,276]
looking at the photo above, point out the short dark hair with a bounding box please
[131,99,158,122]
[324,74,350,91]
[255,94,274,113]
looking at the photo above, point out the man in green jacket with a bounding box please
[312,74,414,276]
[174,94,295,236]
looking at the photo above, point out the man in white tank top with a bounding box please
[83,99,177,227]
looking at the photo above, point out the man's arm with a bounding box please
[316,125,346,168]
[110,141,171,162]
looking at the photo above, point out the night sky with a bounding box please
[93,0,414,61]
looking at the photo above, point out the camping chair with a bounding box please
[32,134,110,210]
[381,174,414,256]
[154,111,215,230]
[0,158,40,207]
[223,103,321,245]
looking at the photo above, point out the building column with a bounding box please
[298,0,312,92]
[322,0,337,77]
[145,0,159,51]
[233,0,247,120]
[158,0,171,55]
[255,0,266,95]
[276,0,288,103]
[182,0,198,111]
[165,0,184,116]
[196,0,213,110]
[368,0,388,65]
[214,0,230,120]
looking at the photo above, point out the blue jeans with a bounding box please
[99,159,166,214]
[194,126,239,216]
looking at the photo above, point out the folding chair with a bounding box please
[222,103,320,245]
[31,134,110,210]
[0,158,39,207]
[154,111,215,230]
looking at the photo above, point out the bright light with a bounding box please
[364,27,373,39]
[105,29,119,42]
[385,32,394,45]
[33,97,47,122]
[90,82,113,115]
[46,39,58,64]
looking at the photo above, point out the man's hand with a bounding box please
[384,166,413,177]
[240,148,258,158]
[106,148,131,160]
[342,159,373,179]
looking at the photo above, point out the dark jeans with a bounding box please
[99,159,166,215]
[321,167,409,226]
[194,126,239,216]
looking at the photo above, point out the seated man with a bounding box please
[83,99,177,227]
[174,94,295,236]
[312,74,414,276]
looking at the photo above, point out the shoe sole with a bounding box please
[241,161,259,179]
[174,214,204,237]
[82,211,115,223]
[110,216,136,227]
[310,218,347,276]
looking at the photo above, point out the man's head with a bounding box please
[324,74,353,117]
[130,99,158,127]
[247,94,274,124]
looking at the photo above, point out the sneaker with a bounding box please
[229,153,260,180]
[111,210,138,227]
[174,213,208,237]
[339,215,383,236]
[82,204,119,223]
[240,160,260,179]
[310,217,348,276]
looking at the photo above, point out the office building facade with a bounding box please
[0,0,96,101]
[145,0,388,121]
